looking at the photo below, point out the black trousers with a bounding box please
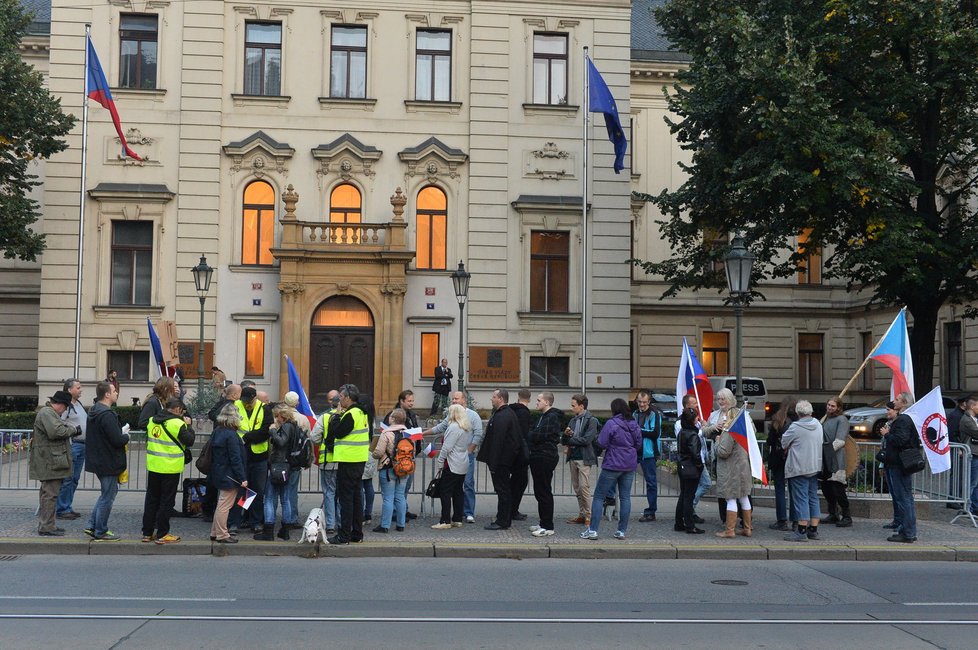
[202,472,218,517]
[677,476,699,530]
[821,480,849,514]
[246,461,267,527]
[509,460,529,516]
[336,461,365,542]
[489,465,514,527]
[439,469,466,524]
[142,471,180,537]
[529,456,558,530]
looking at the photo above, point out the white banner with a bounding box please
[903,386,951,474]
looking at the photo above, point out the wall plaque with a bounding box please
[468,346,521,383]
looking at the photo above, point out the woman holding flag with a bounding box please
[705,389,753,538]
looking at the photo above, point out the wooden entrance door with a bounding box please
[308,327,374,413]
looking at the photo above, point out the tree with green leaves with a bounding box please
[0,0,75,261]
[635,0,978,393]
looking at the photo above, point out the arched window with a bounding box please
[242,180,275,265]
[312,295,374,327]
[329,184,362,242]
[416,186,447,269]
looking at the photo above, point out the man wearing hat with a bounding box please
[29,391,82,536]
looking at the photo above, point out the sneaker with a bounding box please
[529,525,542,532]
[83,528,95,538]
[94,531,121,541]
[371,525,389,533]
[57,511,81,520]
[216,537,238,544]
[465,515,475,523]
[580,529,598,540]
[431,523,452,530]
[566,515,587,525]
[882,522,899,530]
[783,530,808,542]
[141,534,156,543]
[363,518,372,525]
[395,526,405,532]
[155,534,181,545]
[887,533,917,543]
[38,529,65,537]
[638,514,656,522]
[613,530,626,540]
[326,535,349,545]
[769,520,789,531]
[531,528,555,537]
[512,512,528,521]
[806,530,820,540]
[451,522,463,528]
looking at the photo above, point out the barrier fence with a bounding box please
[2,429,974,526]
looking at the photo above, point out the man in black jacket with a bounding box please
[84,381,130,541]
[478,389,522,530]
[508,388,532,521]
[430,359,452,415]
[882,391,918,543]
[528,392,562,537]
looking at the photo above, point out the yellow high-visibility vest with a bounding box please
[146,416,187,474]
[234,400,269,455]
[317,407,336,464]
[331,407,370,463]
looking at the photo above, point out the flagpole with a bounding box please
[72,25,92,378]
[581,46,589,393]
[835,306,907,402]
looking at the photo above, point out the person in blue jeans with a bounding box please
[581,399,642,540]
[882,391,919,543]
[633,390,661,522]
[956,399,978,514]
[422,391,484,522]
[255,405,299,541]
[83,381,129,541]
[371,409,409,533]
[766,397,798,530]
[56,379,87,520]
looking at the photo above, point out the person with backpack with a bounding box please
[431,404,474,529]
[382,390,421,521]
[562,393,598,527]
[371,408,412,533]
[255,404,300,541]
[633,389,662,522]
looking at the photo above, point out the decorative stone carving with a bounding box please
[525,142,574,180]
[390,187,407,222]
[117,330,138,351]
[312,134,381,186]
[281,184,298,221]
[278,282,306,301]
[223,131,294,181]
[380,283,408,297]
[335,283,351,293]
[541,338,560,358]
[710,317,725,331]
[399,137,467,183]
[805,319,821,332]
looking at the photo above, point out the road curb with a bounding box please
[434,543,549,559]
[853,546,958,561]
[547,544,677,559]
[0,538,90,555]
[765,546,857,561]
[675,545,768,560]
[89,540,212,556]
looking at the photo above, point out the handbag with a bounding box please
[195,438,213,475]
[269,461,290,486]
[425,470,443,499]
[678,460,700,480]
[898,447,926,474]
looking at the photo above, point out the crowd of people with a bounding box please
[27,375,952,545]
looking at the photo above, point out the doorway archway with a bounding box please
[308,295,375,412]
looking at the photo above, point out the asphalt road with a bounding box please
[1,557,976,649]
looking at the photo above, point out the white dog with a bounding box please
[299,507,326,544]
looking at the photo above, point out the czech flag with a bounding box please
[728,408,767,485]
[87,36,141,160]
[237,487,257,510]
[870,309,914,400]
[404,428,424,442]
[676,337,713,421]
[147,318,172,379]
[285,355,318,430]
[423,442,438,458]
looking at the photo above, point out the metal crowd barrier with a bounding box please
[3,428,974,527]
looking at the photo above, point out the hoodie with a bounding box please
[84,402,130,477]
[151,412,196,451]
[781,416,823,479]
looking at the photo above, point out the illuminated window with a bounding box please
[312,296,374,327]
[532,33,567,105]
[421,332,440,379]
[329,184,361,242]
[530,231,569,312]
[242,180,275,265]
[797,228,822,284]
[416,186,447,269]
[245,330,265,376]
[798,333,824,390]
[416,29,451,101]
[701,332,729,375]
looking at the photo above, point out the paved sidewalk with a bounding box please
[2,489,976,560]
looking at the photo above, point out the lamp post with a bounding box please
[723,235,755,407]
[451,260,471,396]
[190,254,214,397]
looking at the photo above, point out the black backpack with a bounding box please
[288,426,314,469]
[589,416,604,458]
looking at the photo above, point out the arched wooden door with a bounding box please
[308,296,374,412]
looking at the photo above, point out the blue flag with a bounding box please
[587,58,627,173]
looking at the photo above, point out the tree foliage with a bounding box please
[0,0,75,261]
[636,0,978,391]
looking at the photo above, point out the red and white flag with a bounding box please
[903,386,951,474]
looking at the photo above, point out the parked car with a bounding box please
[708,376,767,428]
[646,389,679,432]
[845,395,959,438]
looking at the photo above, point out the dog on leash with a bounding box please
[299,507,326,544]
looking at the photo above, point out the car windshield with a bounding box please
[651,393,675,402]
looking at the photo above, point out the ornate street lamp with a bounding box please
[191,254,214,396]
[723,235,755,407]
[451,260,471,395]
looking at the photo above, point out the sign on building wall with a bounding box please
[468,346,521,383]
[175,342,214,380]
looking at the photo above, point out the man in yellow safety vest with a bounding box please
[310,389,340,534]
[325,384,370,545]
[141,398,195,544]
[231,385,271,532]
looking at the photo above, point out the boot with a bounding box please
[253,524,274,541]
[836,508,853,528]
[738,509,753,537]
[715,510,737,538]
[277,523,290,541]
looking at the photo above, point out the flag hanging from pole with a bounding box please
[870,309,914,400]
[903,386,952,474]
[147,318,171,379]
[676,337,714,422]
[86,36,142,160]
[728,408,767,485]
[586,57,627,173]
[285,355,318,430]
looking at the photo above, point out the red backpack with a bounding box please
[391,431,416,478]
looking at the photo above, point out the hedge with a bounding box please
[0,404,144,431]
